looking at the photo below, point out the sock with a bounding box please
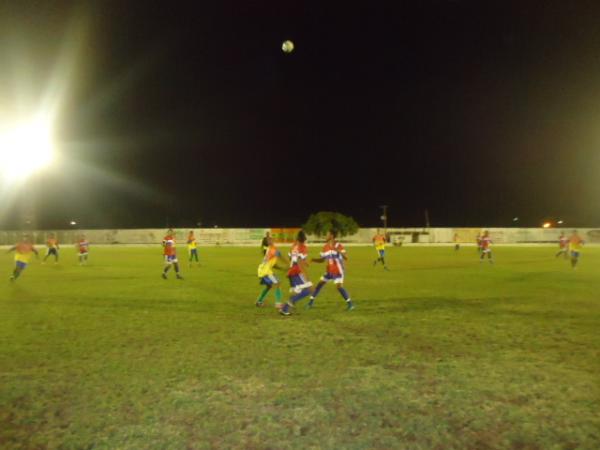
[291,288,311,305]
[338,287,350,301]
[174,263,180,273]
[312,282,325,298]
[257,286,270,303]
[381,257,386,266]
[163,265,171,274]
[274,287,282,303]
[13,268,20,279]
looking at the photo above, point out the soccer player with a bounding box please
[479,230,493,264]
[555,232,569,259]
[568,230,584,269]
[307,230,355,311]
[261,231,271,256]
[77,235,90,265]
[280,230,313,316]
[476,233,483,254]
[256,236,285,308]
[43,233,60,264]
[372,229,389,270]
[8,235,39,281]
[162,229,183,279]
[187,230,199,267]
[453,233,460,251]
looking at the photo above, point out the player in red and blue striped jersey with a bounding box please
[162,229,183,279]
[479,230,493,264]
[77,235,90,265]
[280,230,313,316]
[555,232,569,259]
[306,230,354,311]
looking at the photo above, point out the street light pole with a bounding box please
[379,205,388,236]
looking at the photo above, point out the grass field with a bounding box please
[1,245,599,449]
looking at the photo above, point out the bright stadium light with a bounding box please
[542,222,552,228]
[0,116,55,182]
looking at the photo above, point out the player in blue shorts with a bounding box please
[280,230,313,316]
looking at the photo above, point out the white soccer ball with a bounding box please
[282,40,295,53]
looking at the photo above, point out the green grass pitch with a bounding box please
[1,245,599,449]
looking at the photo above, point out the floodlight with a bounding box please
[0,117,55,182]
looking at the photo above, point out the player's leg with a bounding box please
[173,259,183,279]
[487,250,494,264]
[162,256,172,279]
[54,249,59,263]
[571,251,579,268]
[11,262,27,281]
[256,276,274,306]
[335,280,354,310]
[380,250,389,270]
[43,249,50,262]
[308,276,328,307]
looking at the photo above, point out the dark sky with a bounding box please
[1,0,600,229]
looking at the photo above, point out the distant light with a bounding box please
[0,115,55,182]
[557,220,564,224]
[542,222,551,228]
[282,40,295,53]
[70,221,77,226]
[512,217,519,222]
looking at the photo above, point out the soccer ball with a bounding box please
[281,40,294,53]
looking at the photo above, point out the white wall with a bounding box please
[1,227,599,245]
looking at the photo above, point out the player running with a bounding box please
[256,236,286,308]
[280,230,313,316]
[77,235,90,265]
[372,229,389,270]
[187,230,199,267]
[476,233,483,254]
[555,232,569,259]
[8,235,39,281]
[307,230,355,311]
[162,229,183,279]
[261,231,271,256]
[568,230,584,269]
[43,233,60,264]
[479,230,493,264]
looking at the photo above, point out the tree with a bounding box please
[303,212,359,238]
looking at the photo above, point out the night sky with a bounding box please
[1,0,600,229]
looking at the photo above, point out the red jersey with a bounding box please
[78,239,89,254]
[288,242,308,277]
[163,235,176,256]
[559,236,568,248]
[481,236,492,249]
[321,241,346,276]
[16,242,36,254]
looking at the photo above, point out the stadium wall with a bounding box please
[0,227,599,246]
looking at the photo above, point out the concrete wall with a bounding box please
[1,227,599,246]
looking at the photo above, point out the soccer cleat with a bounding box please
[162,273,168,279]
[10,275,15,282]
[305,299,315,309]
[255,301,265,307]
[279,306,291,316]
[176,274,184,280]
[346,302,355,311]
[384,266,390,271]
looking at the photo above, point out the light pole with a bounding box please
[379,205,388,236]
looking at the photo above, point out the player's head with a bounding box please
[296,230,307,243]
[22,233,32,243]
[49,233,54,238]
[327,229,338,241]
[572,229,578,235]
[266,231,270,237]
[376,228,380,234]
[483,230,489,237]
[167,228,174,235]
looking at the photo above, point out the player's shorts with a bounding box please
[482,248,492,254]
[16,261,28,269]
[378,249,385,257]
[321,272,344,284]
[164,254,178,264]
[571,251,580,258]
[288,274,313,293]
[260,274,279,286]
[79,251,88,256]
[47,248,58,256]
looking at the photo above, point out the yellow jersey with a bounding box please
[373,234,386,251]
[15,242,36,264]
[258,246,280,277]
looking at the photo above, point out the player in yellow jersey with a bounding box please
[568,230,585,269]
[372,229,389,270]
[8,235,39,281]
[187,230,199,267]
[256,236,287,308]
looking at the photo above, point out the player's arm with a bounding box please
[33,248,39,258]
[7,246,16,253]
[311,256,325,263]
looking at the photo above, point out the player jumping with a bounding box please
[256,236,286,308]
[77,235,89,265]
[187,230,199,267]
[280,230,313,316]
[8,235,39,281]
[307,230,354,311]
[372,229,389,270]
[43,233,59,264]
[162,229,183,279]
[479,230,493,264]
